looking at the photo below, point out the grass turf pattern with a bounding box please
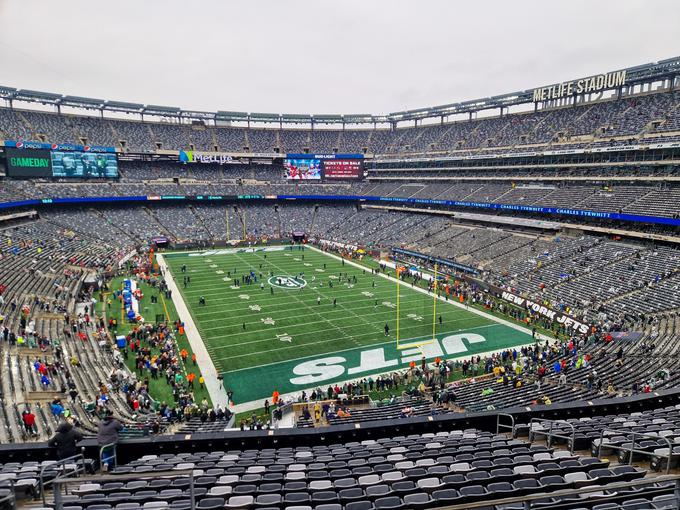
[164,246,532,404]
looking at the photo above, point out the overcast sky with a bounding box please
[0,0,677,115]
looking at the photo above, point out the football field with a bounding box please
[163,246,533,404]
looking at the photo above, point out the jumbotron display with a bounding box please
[283,158,322,180]
[51,151,118,178]
[284,153,364,180]
[4,142,119,179]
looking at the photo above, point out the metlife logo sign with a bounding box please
[179,150,233,165]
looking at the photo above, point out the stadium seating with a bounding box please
[44,425,680,510]
[1,90,679,155]
[17,176,680,220]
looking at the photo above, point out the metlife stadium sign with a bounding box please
[532,70,627,102]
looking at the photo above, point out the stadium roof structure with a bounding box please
[103,100,145,112]
[0,56,678,126]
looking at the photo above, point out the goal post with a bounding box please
[395,260,437,352]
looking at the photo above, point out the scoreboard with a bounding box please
[284,153,364,181]
[4,140,118,179]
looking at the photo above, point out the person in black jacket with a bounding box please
[97,411,123,471]
[48,421,83,460]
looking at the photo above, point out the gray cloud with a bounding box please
[0,0,677,115]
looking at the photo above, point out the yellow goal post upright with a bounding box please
[225,207,245,245]
[395,261,436,352]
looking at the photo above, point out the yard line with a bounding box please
[204,313,481,345]
[193,289,444,320]
[245,250,387,340]
[187,287,420,310]
[213,323,503,367]
[229,251,361,348]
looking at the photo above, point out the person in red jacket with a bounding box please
[22,408,36,436]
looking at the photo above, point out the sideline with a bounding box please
[156,254,229,409]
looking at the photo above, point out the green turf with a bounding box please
[98,276,212,406]
[163,246,533,404]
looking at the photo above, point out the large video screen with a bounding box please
[5,148,118,178]
[283,158,322,180]
[51,151,118,178]
[5,148,53,177]
[322,159,364,180]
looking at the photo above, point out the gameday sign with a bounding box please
[5,148,52,177]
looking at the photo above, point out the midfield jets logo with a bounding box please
[268,275,307,289]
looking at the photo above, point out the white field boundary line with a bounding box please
[201,310,479,338]
[214,322,503,366]
[156,253,228,409]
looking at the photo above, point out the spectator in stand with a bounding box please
[48,421,83,460]
[21,407,36,436]
[97,410,123,471]
[51,398,64,418]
